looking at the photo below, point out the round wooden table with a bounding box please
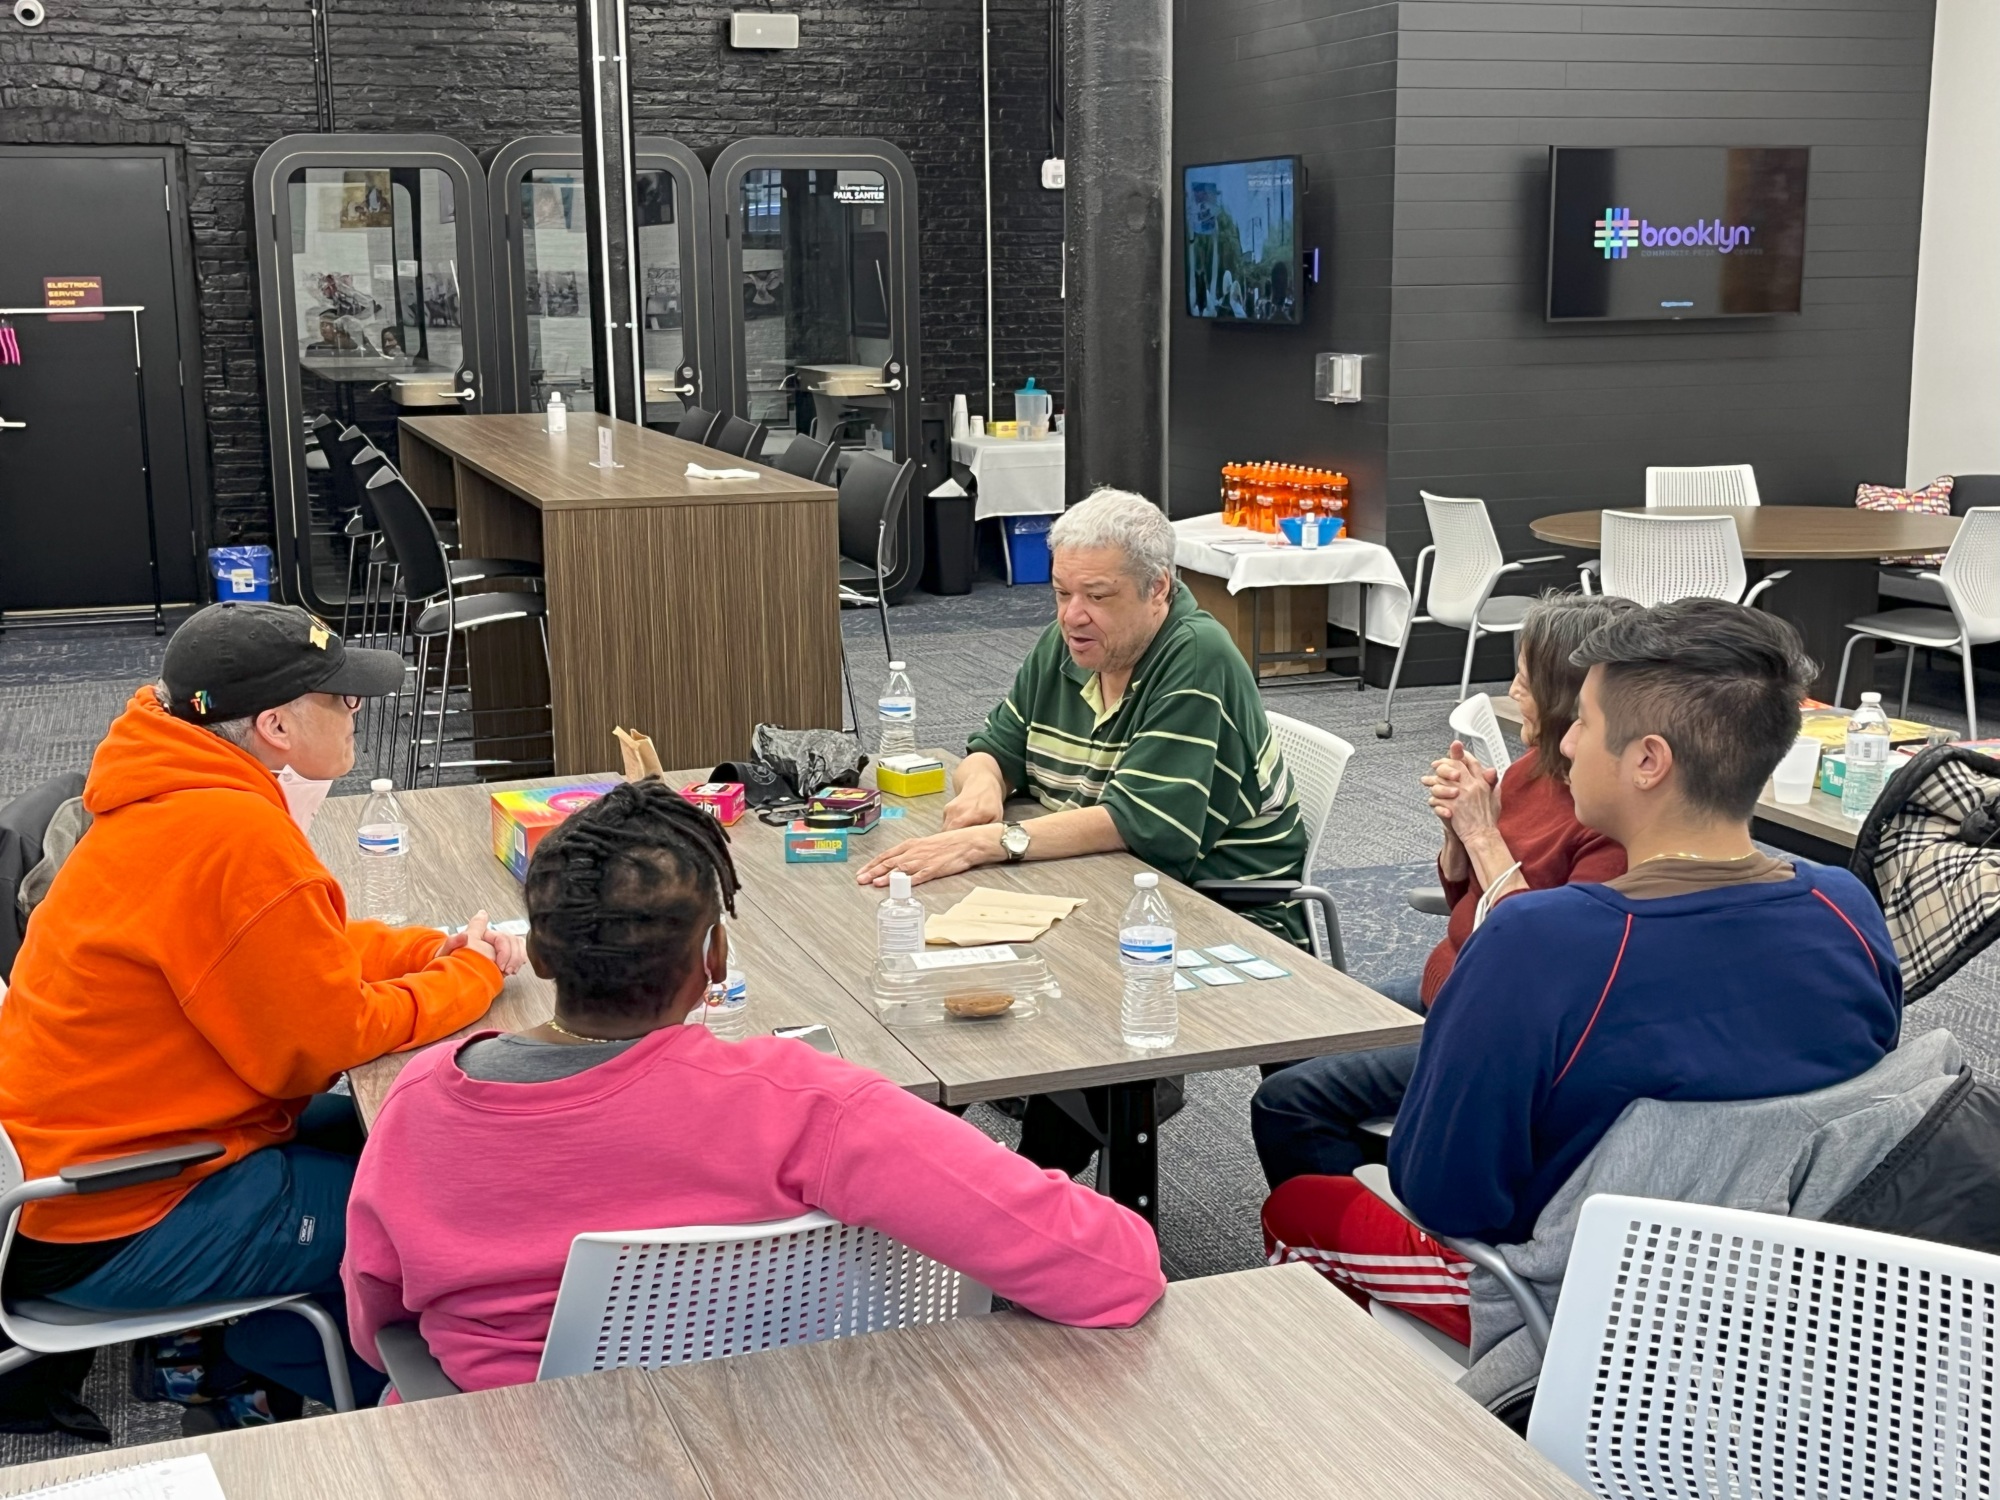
[1528,506,1963,700]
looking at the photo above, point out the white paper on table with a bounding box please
[686,463,758,480]
[19,1455,229,1500]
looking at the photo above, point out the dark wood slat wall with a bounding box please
[1173,0,1937,685]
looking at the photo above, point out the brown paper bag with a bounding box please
[613,726,665,782]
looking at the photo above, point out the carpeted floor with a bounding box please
[0,580,1994,1462]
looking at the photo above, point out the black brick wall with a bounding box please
[0,0,1066,545]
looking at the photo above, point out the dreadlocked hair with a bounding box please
[524,780,741,1015]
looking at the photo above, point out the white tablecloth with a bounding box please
[1173,514,1411,647]
[950,434,1066,521]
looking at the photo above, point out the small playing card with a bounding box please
[1173,972,1197,991]
[1193,966,1245,986]
[1204,944,1256,964]
[1234,958,1291,980]
[881,806,907,819]
[1175,950,1206,968]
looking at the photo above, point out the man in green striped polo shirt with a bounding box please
[857,487,1309,948]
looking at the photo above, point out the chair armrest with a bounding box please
[1352,1164,1550,1353]
[59,1142,226,1196]
[1192,881,1344,972]
[1405,888,1450,917]
[376,1321,463,1402]
[1742,568,1793,609]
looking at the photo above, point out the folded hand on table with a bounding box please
[437,910,528,976]
[855,825,1006,888]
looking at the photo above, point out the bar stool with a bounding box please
[364,468,554,787]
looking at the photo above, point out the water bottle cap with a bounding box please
[370,778,393,792]
[1860,692,1882,704]
[889,870,912,899]
[1134,872,1159,889]
[888,660,906,671]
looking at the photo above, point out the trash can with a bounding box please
[923,480,976,596]
[209,545,273,603]
[1006,515,1055,586]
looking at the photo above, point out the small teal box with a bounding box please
[784,823,850,863]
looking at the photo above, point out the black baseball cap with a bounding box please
[163,602,406,723]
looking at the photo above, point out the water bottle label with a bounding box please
[357,828,405,857]
[1848,736,1889,767]
[1120,933,1174,966]
[878,698,915,720]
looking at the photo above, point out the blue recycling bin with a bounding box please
[1006,515,1054,586]
[209,545,272,603]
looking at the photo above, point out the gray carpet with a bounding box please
[0,582,1994,1463]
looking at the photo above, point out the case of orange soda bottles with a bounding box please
[1219,462,1350,536]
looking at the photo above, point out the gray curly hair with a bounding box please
[1048,487,1176,592]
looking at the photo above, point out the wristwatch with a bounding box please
[1000,822,1031,863]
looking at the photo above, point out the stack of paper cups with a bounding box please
[951,394,970,439]
[969,415,985,437]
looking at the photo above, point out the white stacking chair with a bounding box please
[1593,510,1786,609]
[378,1211,990,1400]
[1530,1194,2000,1498]
[1447,692,1512,776]
[1645,463,1760,509]
[1265,713,1354,965]
[1378,492,1563,735]
[1836,505,2000,735]
[0,1123,355,1412]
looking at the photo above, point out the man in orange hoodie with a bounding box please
[0,602,519,1422]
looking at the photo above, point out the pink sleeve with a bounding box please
[341,1184,403,1373]
[803,1082,1165,1327]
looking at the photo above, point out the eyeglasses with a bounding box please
[339,694,364,711]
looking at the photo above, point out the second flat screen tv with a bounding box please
[1184,157,1302,324]
[1547,146,1809,321]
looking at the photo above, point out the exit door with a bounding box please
[0,147,208,618]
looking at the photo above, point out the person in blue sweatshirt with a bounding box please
[1260,598,1903,1343]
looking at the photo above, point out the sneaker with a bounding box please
[180,1390,279,1437]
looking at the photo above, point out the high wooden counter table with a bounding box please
[397,411,841,775]
[1529,505,1961,701]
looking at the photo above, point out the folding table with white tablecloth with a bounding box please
[950,434,1066,583]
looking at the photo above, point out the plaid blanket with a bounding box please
[1853,745,2000,1000]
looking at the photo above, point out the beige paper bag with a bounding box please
[613,726,665,782]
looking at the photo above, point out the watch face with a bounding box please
[1003,825,1030,856]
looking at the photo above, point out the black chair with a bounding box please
[837,453,917,667]
[676,407,722,446]
[1881,474,2000,607]
[365,467,553,788]
[772,434,839,486]
[708,415,768,460]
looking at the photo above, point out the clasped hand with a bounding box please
[1422,740,1502,841]
[436,910,528,975]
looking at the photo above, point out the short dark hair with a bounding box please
[1517,592,1641,784]
[525,780,741,1015]
[1569,598,1815,820]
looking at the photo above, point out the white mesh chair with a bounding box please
[1836,507,2000,736]
[1529,1194,2000,1498]
[1645,463,1760,509]
[1595,510,1787,609]
[1248,713,1354,966]
[1447,693,1512,776]
[377,1211,991,1400]
[0,1125,355,1412]
[1378,492,1563,736]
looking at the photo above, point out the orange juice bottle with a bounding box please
[1327,471,1350,516]
[1253,464,1276,533]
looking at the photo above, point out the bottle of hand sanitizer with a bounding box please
[546,388,568,434]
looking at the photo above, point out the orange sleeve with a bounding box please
[346,919,452,982]
[181,880,503,1100]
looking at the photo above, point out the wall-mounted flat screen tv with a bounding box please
[1184,156,1302,324]
[1547,146,1809,321]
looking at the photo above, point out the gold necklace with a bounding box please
[544,1016,631,1045]
[1636,850,1761,866]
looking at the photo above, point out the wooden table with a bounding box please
[397,412,841,776]
[336,764,1421,1223]
[0,1267,1587,1499]
[1528,506,1961,701]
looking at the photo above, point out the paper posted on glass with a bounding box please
[924,886,1086,946]
[17,1454,228,1500]
[613,726,664,782]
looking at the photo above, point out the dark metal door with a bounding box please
[0,149,206,616]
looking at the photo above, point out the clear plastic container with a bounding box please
[1119,872,1177,1049]
[355,778,412,924]
[868,944,1059,1027]
[878,661,917,757]
[877,870,926,955]
[1842,692,1893,819]
[1015,377,1053,440]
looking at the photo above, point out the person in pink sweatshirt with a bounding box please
[344,780,1166,1392]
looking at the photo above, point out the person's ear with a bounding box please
[252,705,291,756]
[525,934,555,981]
[1630,731,1675,793]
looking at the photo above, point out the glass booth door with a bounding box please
[253,134,494,617]
[487,136,716,427]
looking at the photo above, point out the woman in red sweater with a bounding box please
[1251,592,1637,1192]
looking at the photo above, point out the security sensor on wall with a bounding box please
[729,13,798,48]
[1041,159,1065,190]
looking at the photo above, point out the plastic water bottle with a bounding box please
[702,967,750,1040]
[1119,872,1178,1049]
[545,388,568,434]
[355,778,412,924]
[1842,692,1893,819]
[877,870,926,955]
[878,661,918,757]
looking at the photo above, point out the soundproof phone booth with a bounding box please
[252,134,496,616]
[486,136,719,428]
[711,138,924,598]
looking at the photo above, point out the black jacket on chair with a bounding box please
[0,772,85,983]
[1826,1067,2000,1256]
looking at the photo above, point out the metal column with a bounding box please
[576,0,646,426]
[1062,0,1171,507]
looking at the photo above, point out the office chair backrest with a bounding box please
[773,434,839,486]
[1530,1194,2000,1499]
[1949,475,2000,516]
[1598,510,1746,607]
[708,415,767,460]
[838,455,917,576]
[1939,508,2000,643]
[365,467,451,602]
[1418,492,1506,630]
[536,1211,990,1379]
[1447,694,1512,776]
[676,407,721,446]
[1645,464,1760,509]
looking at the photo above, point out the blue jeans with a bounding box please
[1251,972,1424,1190]
[47,1096,385,1409]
